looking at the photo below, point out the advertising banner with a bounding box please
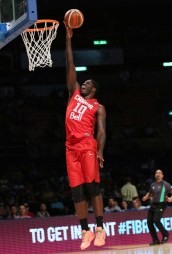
[1,208,172,253]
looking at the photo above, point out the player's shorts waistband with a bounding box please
[66,137,97,151]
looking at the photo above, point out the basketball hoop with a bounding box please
[21,19,60,71]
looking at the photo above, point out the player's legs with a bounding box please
[91,193,104,217]
[85,183,106,247]
[81,150,105,220]
[66,148,91,223]
[72,184,95,250]
[66,147,105,249]
[71,184,88,219]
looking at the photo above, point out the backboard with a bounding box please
[0,0,37,49]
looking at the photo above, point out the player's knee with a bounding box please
[85,181,101,198]
[72,184,86,203]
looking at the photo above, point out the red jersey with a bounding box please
[65,89,99,145]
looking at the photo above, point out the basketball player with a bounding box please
[64,22,106,250]
[142,169,172,245]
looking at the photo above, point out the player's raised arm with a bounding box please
[64,22,80,99]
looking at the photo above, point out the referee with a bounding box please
[142,169,172,245]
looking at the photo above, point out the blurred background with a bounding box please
[0,0,172,218]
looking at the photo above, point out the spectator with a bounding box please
[24,203,35,218]
[8,204,18,219]
[36,202,51,218]
[132,197,149,211]
[104,197,121,212]
[121,176,138,209]
[15,204,32,219]
[121,200,129,212]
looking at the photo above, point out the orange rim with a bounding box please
[23,19,60,32]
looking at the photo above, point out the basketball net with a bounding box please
[21,19,59,71]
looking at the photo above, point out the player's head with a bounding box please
[155,169,164,181]
[80,79,99,98]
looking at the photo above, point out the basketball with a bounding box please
[64,9,84,29]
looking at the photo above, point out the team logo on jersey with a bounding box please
[69,94,95,121]
[74,94,93,109]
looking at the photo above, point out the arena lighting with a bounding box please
[162,62,172,67]
[168,111,172,116]
[75,66,87,71]
[93,40,108,45]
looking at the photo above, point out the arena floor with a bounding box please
[61,242,172,254]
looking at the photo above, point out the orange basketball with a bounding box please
[64,9,84,29]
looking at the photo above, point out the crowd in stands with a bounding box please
[0,183,152,220]
[0,83,172,220]
[0,165,171,220]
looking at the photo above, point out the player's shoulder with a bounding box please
[98,103,105,108]
[97,104,106,116]
[98,104,106,112]
[163,180,171,186]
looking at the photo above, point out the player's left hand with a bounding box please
[97,154,104,168]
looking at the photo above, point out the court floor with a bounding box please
[61,243,172,254]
